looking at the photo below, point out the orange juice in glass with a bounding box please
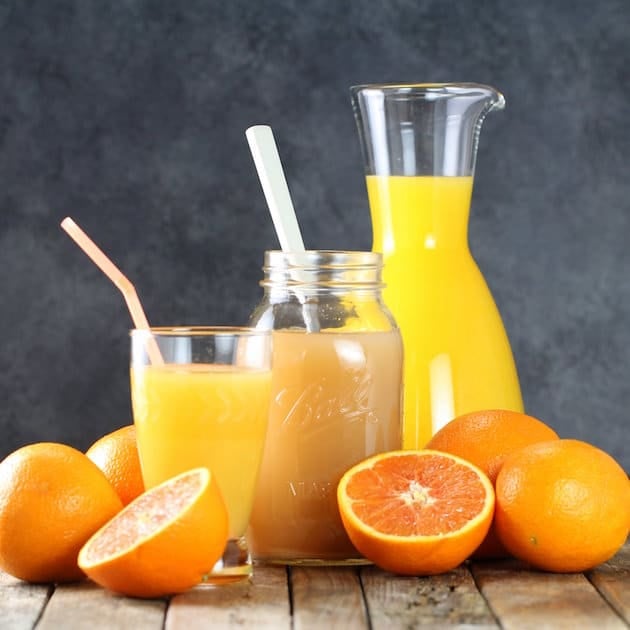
[130,327,271,581]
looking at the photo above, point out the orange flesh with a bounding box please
[345,455,487,536]
[83,473,201,563]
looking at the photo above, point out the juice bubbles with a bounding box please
[248,329,402,562]
[131,363,271,538]
[367,175,524,448]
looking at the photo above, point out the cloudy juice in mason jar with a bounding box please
[247,250,403,563]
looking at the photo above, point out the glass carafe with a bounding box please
[351,83,523,448]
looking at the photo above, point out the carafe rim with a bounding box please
[350,82,505,109]
[350,81,500,91]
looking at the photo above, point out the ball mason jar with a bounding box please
[247,250,403,564]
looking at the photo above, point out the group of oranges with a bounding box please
[0,426,229,597]
[0,410,628,598]
[339,410,629,576]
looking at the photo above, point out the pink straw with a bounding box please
[60,217,164,365]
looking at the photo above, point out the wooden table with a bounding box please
[1,541,628,629]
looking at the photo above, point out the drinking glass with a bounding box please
[130,327,272,581]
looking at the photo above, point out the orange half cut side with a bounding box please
[78,467,228,598]
[337,450,495,575]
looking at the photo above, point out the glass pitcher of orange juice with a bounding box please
[351,83,523,448]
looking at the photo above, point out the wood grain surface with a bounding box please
[1,541,627,629]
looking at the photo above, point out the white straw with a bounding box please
[245,125,306,251]
[245,125,319,332]
[245,125,304,252]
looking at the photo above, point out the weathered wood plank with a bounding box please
[166,566,290,629]
[472,559,628,630]
[291,566,368,629]
[361,564,498,628]
[0,572,52,630]
[3,548,630,629]
[588,541,630,624]
[36,580,166,630]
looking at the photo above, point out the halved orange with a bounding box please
[337,450,495,575]
[78,467,228,598]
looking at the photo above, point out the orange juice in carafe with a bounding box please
[367,175,523,447]
[352,84,524,448]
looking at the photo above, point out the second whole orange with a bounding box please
[86,424,144,506]
[495,439,630,572]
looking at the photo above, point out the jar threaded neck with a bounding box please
[260,250,384,292]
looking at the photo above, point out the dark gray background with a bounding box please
[1,0,628,471]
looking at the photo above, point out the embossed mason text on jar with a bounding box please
[247,251,403,564]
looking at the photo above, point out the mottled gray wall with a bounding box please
[1,0,628,470]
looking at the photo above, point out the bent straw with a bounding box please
[245,125,320,332]
[60,217,164,365]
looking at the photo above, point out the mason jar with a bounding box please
[247,250,403,564]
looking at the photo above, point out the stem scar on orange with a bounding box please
[78,467,228,598]
[337,450,495,575]
[495,439,630,573]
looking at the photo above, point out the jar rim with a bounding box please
[261,250,384,291]
[263,250,383,267]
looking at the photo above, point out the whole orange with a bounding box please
[86,425,144,506]
[0,443,123,583]
[495,439,630,572]
[426,409,559,557]
[79,467,229,598]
